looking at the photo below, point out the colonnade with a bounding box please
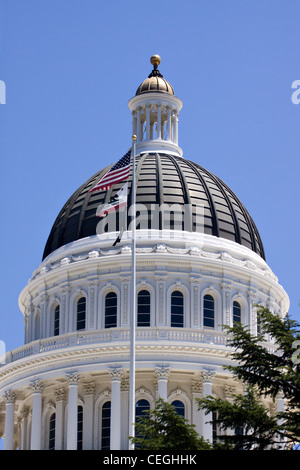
[2,368,216,451]
[131,104,179,144]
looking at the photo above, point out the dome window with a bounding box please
[137,290,151,327]
[49,413,56,450]
[171,400,185,418]
[101,401,111,450]
[54,304,60,336]
[171,291,184,328]
[76,297,86,331]
[233,301,241,324]
[105,292,117,329]
[203,294,215,329]
[77,405,83,450]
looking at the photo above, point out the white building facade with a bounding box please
[0,56,289,450]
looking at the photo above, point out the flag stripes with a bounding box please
[90,151,131,192]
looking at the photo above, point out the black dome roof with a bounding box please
[43,153,265,260]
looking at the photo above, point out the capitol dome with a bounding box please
[0,56,289,451]
[43,154,265,261]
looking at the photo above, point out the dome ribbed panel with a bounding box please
[43,153,265,260]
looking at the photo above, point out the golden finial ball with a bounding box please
[150,55,161,67]
[132,134,137,141]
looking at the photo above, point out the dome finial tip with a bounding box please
[150,55,161,68]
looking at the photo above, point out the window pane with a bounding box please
[233,301,241,324]
[77,297,86,331]
[137,290,150,327]
[204,294,215,328]
[171,291,184,327]
[171,400,185,417]
[54,305,60,336]
[101,401,111,450]
[77,406,83,450]
[105,293,117,328]
[49,413,56,450]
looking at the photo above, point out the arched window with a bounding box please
[233,300,241,324]
[135,399,150,447]
[203,294,215,328]
[137,290,151,327]
[101,401,111,450]
[77,405,83,450]
[171,291,184,328]
[54,304,60,336]
[77,297,86,331]
[135,399,150,421]
[105,292,117,328]
[49,413,56,450]
[171,400,185,418]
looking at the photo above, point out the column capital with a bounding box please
[155,367,170,380]
[109,368,123,381]
[30,380,44,393]
[66,372,80,385]
[201,370,215,383]
[4,390,16,403]
[20,406,30,419]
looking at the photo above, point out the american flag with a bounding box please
[90,151,131,192]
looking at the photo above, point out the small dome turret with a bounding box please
[135,55,174,96]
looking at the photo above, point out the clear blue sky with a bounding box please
[0,0,299,353]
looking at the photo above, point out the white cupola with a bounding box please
[128,55,183,157]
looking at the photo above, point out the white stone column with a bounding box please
[221,283,231,326]
[3,390,16,450]
[155,367,170,401]
[132,111,137,137]
[61,286,70,335]
[174,112,178,145]
[136,107,141,142]
[167,107,172,141]
[146,105,151,140]
[66,373,80,450]
[156,105,161,139]
[276,392,286,448]
[248,290,257,334]
[120,377,129,450]
[20,406,29,450]
[54,388,66,450]
[155,275,167,326]
[191,378,202,436]
[201,371,214,443]
[83,382,95,450]
[30,380,44,450]
[109,368,123,450]
[88,281,98,330]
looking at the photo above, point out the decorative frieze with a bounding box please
[83,382,96,396]
[54,387,66,402]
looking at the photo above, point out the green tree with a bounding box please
[130,397,212,450]
[197,306,300,449]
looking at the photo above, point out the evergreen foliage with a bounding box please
[130,398,212,450]
[197,306,300,449]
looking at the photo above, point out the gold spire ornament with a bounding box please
[150,55,161,67]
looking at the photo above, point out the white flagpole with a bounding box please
[129,135,137,450]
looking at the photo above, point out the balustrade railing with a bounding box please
[2,327,275,366]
